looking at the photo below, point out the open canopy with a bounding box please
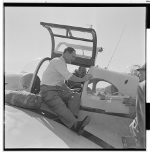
[40,22,102,67]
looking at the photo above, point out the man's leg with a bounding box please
[40,85,90,135]
[46,95,77,128]
[40,86,77,128]
[60,90,81,117]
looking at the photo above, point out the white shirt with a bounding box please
[41,56,73,86]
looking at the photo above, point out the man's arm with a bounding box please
[122,97,136,106]
[54,59,92,83]
[62,83,81,93]
[62,83,71,91]
[69,74,92,83]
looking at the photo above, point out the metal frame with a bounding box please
[40,22,97,67]
[29,57,51,93]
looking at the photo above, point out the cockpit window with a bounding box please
[87,78,119,98]
[50,27,66,36]
[70,30,93,40]
[54,38,93,59]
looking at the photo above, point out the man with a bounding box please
[40,47,92,135]
[129,64,146,148]
[137,64,146,82]
[123,64,146,106]
[66,66,87,90]
[122,64,146,148]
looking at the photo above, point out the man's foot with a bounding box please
[71,116,90,135]
[74,115,78,119]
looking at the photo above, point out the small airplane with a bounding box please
[5,22,140,149]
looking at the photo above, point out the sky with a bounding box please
[4,6,146,73]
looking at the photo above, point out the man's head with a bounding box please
[63,47,76,64]
[137,64,146,82]
[78,66,87,77]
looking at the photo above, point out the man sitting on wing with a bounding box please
[40,47,92,135]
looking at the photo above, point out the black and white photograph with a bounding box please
[3,1,149,151]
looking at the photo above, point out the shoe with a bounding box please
[71,116,90,135]
[74,115,78,119]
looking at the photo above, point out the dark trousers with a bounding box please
[40,85,81,128]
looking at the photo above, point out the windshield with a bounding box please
[53,30,93,59]
[20,58,49,80]
[20,58,42,74]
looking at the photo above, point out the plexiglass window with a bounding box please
[87,78,119,99]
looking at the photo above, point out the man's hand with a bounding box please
[122,97,136,106]
[82,74,93,82]
[62,83,70,91]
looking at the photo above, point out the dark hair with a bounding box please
[78,66,86,71]
[63,47,75,54]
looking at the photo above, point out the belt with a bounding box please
[40,84,62,91]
